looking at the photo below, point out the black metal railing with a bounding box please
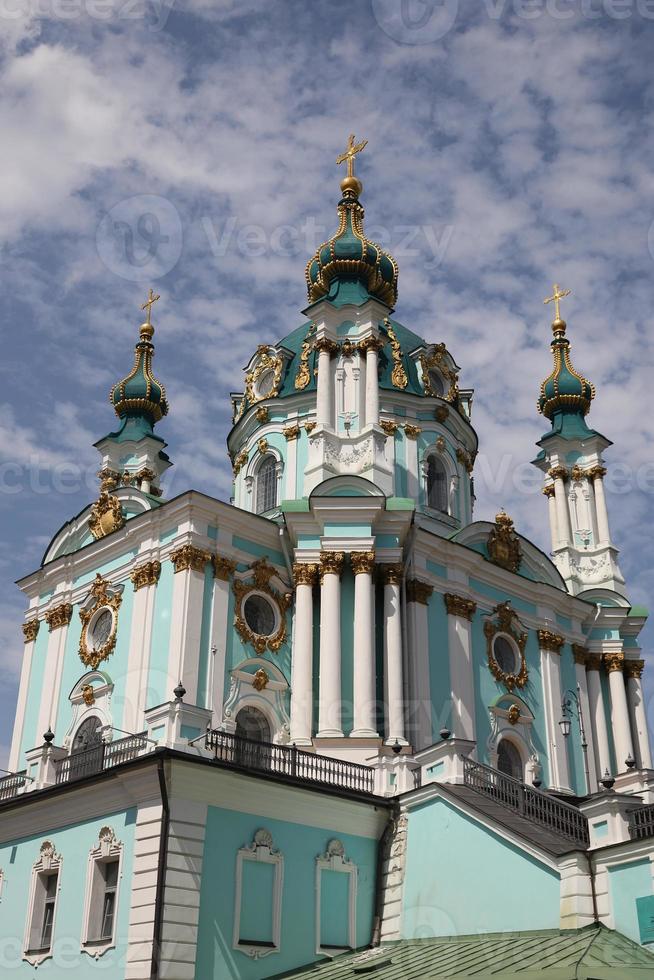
[629,803,654,840]
[205,729,375,795]
[0,771,27,801]
[463,757,590,847]
[55,733,148,785]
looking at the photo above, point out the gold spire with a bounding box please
[336,133,367,197]
[544,283,571,331]
[140,288,160,340]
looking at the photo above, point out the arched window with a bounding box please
[497,739,523,780]
[256,456,277,514]
[70,715,104,780]
[236,706,271,743]
[426,455,448,513]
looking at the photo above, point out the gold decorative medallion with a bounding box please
[484,602,528,692]
[213,554,237,581]
[22,619,40,643]
[295,325,315,390]
[255,406,270,424]
[82,684,96,706]
[244,348,284,406]
[232,449,249,476]
[79,575,122,670]
[130,560,161,591]
[257,437,269,455]
[45,603,73,632]
[89,490,125,541]
[419,343,459,402]
[507,704,521,726]
[385,320,408,389]
[233,559,292,654]
[406,579,433,605]
[444,593,477,621]
[170,545,211,574]
[252,668,270,692]
[487,510,522,574]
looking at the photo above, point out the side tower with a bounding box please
[533,285,625,597]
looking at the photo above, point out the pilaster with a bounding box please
[406,579,433,750]
[167,546,211,705]
[537,629,571,793]
[317,551,345,737]
[443,593,477,741]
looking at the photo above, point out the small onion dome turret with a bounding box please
[538,313,595,421]
[111,314,169,426]
[305,161,399,309]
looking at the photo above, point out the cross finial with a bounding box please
[141,288,160,327]
[544,283,571,323]
[336,133,368,179]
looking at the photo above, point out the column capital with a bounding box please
[586,464,607,480]
[131,560,162,591]
[537,629,565,654]
[625,658,645,679]
[357,336,384,353]
[351,551,376,576]
[542,484,556,498]
[403,423,421,440]
[380,419,399,437]
[293,562,319,587]
[604,652,625,673]
[380,563,404,586]
[213,554,237,581]
[170,544,211,574]
[22,619,40,643]
[45,603,73,632]
[443,593,477,621]
[406,579,433,605]
[314,338,339,356]
[283,424,301,441]
[319,551,345,581]
[586,653,603,671]
[548,465,569,481]
[572,643,589,666]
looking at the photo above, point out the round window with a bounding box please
[243,594,277,637]
[89,608,113,651]
[256,368,275,399]
[493,634,518,675]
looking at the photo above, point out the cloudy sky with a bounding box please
[2,0,654,767]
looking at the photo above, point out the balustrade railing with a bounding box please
[205,729,375,795]
[629,803,654,840]
[55,733,148,785]
[463,757,589,847]
[0,771,27,802]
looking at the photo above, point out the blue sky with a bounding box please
[2,0,654,766]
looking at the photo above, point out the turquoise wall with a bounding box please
[148,557,174,708]
[609,859,653,944]
[426,595,450,742]
[402,797,560,938]
[194,805,378,979]
[0,807,136,977]
[196,565,216,708]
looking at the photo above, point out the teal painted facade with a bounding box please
[148,557,175,707]
[609,859,654,945]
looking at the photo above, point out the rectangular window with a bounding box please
[239,860,275,946]
[99,860,119,941]
[28,872,58,953]
[320,870,350,950]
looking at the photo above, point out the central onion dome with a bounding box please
[305,136,399,308]
[111,293,169,427]
[538,299,595,420]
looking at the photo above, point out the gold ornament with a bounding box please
[295,325,315,390]
[252,668,270,692]
[22,620,40,643]
[444,593,477,621]
[293,563,319,587]
[406,579,433,605]
[381,563,404,586]
[404,424,421,440]
[81,684,96,706]
[351,551,376,576]
[548,465,569,482]
[46,603,73,632]
[233,560,292,655]
[304,421,317,434]
[336,132,368,181]
[89,491,125,541]
[538,629,565,654]
[487,510,522,574]
[542,485,556,498]
[78,575,122,670]
[233,449,249,476]
[283,424,301,441]
[625,659,645,679]
[244,349,284,407]
[170,545,210,574]
[419,343,459,402]
[385,320,408,389]
[435,405,450,423]
[319,552,346,581]
[604,652,625,674]
[507,704,521,726]
[213,555,237,581]
[257,437,269,455]
[456,447,474,473]
[586,464,607,480]
[543,282,571,325]
[483,602,529,692]
[380,419,399,437]
[130,560,161,591]
[255,406,270,424]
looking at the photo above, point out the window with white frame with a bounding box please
[426,454,448,513]
[233,828,283,959]
[24,841,62,966]
[256,456,278,514]
[81,826,123,956]
[315,839,357,955]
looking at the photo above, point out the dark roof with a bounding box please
[272,925,654,979]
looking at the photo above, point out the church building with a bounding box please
[2,139,654,979]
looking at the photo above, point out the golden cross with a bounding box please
[544,283,571,321]
[336,133,368,179]
[141,288,160,326]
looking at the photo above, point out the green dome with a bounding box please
[111,320,169,425]
[305,178,398,309]
[538,318,595,420]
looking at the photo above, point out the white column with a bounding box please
[538,630,571,793]
[606,653,635,773]
[36,602,73,743]
[167,545,210,704]
[550,466,572,546]
[290,563,318,744]
[405,428,420,503]
[351,552,377,737]
[573,646,598,794]
[210,556,236,728]
[543,485,559,553]
[8,619,41,771]
[362,337,381,428]
[586,656,612,781]
[316,340,336,429]
[444,593,477,741]
[590,466,611,545]
[382,565,406,745]
[625,660,652,770]
[123,561,160,735]
[406,580,433,751]
[317,552,345,737]
[284,426,299,499]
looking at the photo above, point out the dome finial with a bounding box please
[110,289,169,426]
[336,133,368,198]
[543,282,571,334]
[139,287,160,341]
[538,283,595,421]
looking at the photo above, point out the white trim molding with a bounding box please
[23,840,63,967]
[63,671,114,749]
[80,826,123,959]
[222,658,290,742]
[315,839,357,956]
[233,828,284,959]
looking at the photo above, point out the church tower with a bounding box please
[533,286,626,597]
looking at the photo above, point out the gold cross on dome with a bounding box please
[544,283,571,321]
[336,133,368,179]
[141,288,160,326]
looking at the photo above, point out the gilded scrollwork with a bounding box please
[487,510,522,574]
[403,424,421,440]
[419,343,459,402]
[22,619,40,643]
[170,545,211,574]
[79,574,122,670]
[233,559,292,655]
[89,490,125,541]
[244,347,284,407]
[384,319,408,389]
[483,602,529,692]
[130,560,161,591]
[46,603,73,632]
